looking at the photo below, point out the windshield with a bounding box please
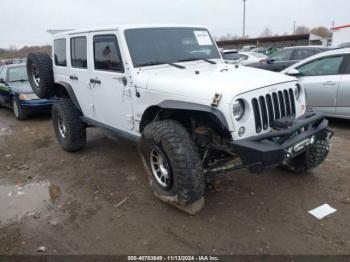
[223,52,241,61]
[8,66,28,82]
[125,27,221,67]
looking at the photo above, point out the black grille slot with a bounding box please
[284,89,291,116]
[266,94,274,123]
[251,88,296,133]
[252,98,262,133]
[272,93,280,119]
[278,91,286,117]
[289,89,296,116]
[259,96,268,130]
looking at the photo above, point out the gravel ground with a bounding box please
[0,108,350,255]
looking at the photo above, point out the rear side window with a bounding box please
[93,35,124,72]
[71,37,87,69]
[270,49,293,61]
[297,56,344,76]
[292,49,318,60]
[54,39,67,67]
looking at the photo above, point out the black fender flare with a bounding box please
[57,81,82,113]
[157,100,230,131]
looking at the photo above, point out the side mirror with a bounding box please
[266,58,275,64]
[286,68,301,76]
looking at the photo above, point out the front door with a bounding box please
[296,55,345,115]
[0,68,11,106]
[88,32,133,131]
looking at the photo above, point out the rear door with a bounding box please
[88,32,134,131]
[335,54,350,117]
[0,67,10,106]
[296,55,346,115]
[67,34,97,120]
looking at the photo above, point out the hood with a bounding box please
[8,81,33,94]
[134,61,297,102]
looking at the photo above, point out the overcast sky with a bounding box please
[0,0,349,48]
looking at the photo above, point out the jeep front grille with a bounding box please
[252,88,296,133]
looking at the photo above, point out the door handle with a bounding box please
[70,75,78,80]
[90,79,101,84]
[322,81,336,86]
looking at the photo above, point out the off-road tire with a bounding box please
[12,98,28,121]
[139,120,205,214]
[281,139,330,173]
[52,98,86,152]
[27,52,55,98]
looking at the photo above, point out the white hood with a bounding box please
[134,61,297,102]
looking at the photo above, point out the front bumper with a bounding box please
[20,98,55,112]
[232,112,332,173]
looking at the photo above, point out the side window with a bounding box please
[71,37,87,69]
[223,52,240,61]
[0,68,6,81]
[297,56,344,76]
[93,35,124,72]
[292,49,316,60]
[344,55,350,74]
[239,54,248,60]
[270,49,293,61]
[54,39,67,67]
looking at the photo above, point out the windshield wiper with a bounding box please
[138,61,185,69]
[168,63,185,69]
[177,58,217,65]
[11,79,28,82]
[202,58,217,64]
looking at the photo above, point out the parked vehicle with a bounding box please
[222,50,266,65]
[248,46,330,72]
[27,25,332,214]
[241,45,256,52]
[337,42,350,49]
[222,49,242,64]
[239,51,267,65]
[0,64,55,120]
[282,48,350,119]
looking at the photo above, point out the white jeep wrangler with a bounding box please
[27,25,332,214]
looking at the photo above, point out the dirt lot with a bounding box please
[0,108,350,255]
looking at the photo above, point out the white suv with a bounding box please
[27,25,332,214]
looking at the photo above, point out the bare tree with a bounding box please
[261,27,272,37]
[294,26,310,34]
[8,45,17,51]
[310,26,332,38]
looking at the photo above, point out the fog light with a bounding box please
[238,127,246,137]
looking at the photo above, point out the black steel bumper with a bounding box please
[232,112,332,173]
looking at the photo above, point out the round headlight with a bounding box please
[232,99,245,121]
[295,84,302,100]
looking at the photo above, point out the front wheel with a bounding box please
[52,98,86,152]
[139,120,205,215]
[12,98,28,121]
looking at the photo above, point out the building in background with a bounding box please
[331,24,350,47]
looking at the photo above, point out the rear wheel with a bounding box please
[52,98,86,152]
[139,120,205,215]
[12,98,28,121]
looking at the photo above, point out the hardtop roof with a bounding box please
[53,24,208,37]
